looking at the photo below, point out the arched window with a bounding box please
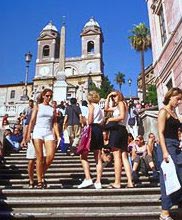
[42,45,50,57]
[87,41,94,54]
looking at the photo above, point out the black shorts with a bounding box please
[109,125,128,151]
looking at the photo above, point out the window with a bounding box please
[42,45,50,57]
[166,78,172,90]
[87,41,94,54]
[10,90,15,99]
[158,6,167,45]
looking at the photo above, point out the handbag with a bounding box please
[161,155,181,196]
[128,117,135,126]
[128,109,136,126]
[76,125,92,154]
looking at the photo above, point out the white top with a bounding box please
[113,104,128,126]
[134,144,147,157]
[34,104,54,130]
[80,106,88,118]
[92,103,104,124]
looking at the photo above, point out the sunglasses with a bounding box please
[45,95,52,98]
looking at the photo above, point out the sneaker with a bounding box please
[78,179,93,189]
[94,182,102,189]
[159,215,174,220]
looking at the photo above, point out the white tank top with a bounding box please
[113,103,128,126]
[34,103,54,130]
[92,103,104,124]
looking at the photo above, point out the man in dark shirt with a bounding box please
[63,98,82,155]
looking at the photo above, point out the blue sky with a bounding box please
[0,0,152,97]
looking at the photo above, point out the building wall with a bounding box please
[147,0,182,112]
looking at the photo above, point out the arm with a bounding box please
[146,138,154,157]
[63,115,68,130]
[53,110,60,141]
[104,92,115,112]
[26,106,38,143]
[131,145,137,161]
[21,125,28,147]
[158,108,169,162]
[87,104,94,125]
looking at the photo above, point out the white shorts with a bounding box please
[26,140,46,159]
[32,127,55,141]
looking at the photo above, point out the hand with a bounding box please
[106,118,111,124]
[21,140,27,148]
[26,134,31,144]
[163,152,170,162]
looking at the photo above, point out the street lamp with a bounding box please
[128,78,132,98]
[21,52,32,101]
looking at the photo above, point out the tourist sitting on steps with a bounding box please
[132,135,159,184]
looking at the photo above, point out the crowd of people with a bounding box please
[0,87,182,220]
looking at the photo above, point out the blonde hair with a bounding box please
[114,90,125,102]
[163,87,182,105]
[87,90,100,103]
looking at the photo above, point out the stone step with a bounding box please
[0,149,170,220]
[0,170,156,178]
[0,208,162,220]
[1,188,161,196]
[0,196,161,208]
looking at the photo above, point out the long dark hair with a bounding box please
[39,88,53,103]
[163,87,182,105]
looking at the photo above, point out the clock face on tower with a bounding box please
[86,62,96,73]
[39,66,50,76]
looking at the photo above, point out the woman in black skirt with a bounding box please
[105,91,133,188]
[78,91,104,189]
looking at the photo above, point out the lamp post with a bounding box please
[21,52,32,101]
[128,78,132,98]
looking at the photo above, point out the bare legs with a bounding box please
[111,148,122,188]
[80,149,103,183]
[94,150,103,184]
[27,159,35,185]
[122,151,134,187]
[80,151,92,180]
[33,139,56,184]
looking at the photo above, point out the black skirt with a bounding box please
[109,125,128,151]
[90,124,104,151]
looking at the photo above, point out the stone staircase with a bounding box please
[0,149,181,220]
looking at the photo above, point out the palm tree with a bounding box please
[129,23,151,101]
[114,72,125,92]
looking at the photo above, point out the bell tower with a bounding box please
[80,17,104,74]
[35,21,60,79]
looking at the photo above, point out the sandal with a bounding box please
[42,179,47,189]
[37,182,43,189]
[28,182,34,189]
[107,184,120,189]
[159,215,174,220]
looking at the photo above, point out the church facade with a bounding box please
[0,18,104,117]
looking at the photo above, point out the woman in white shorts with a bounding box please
[26,89,60,189]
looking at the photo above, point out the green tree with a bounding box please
[146,84,158,106]
[129,23,151,101]
[99,75,114,98]
[114,72,125,92]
